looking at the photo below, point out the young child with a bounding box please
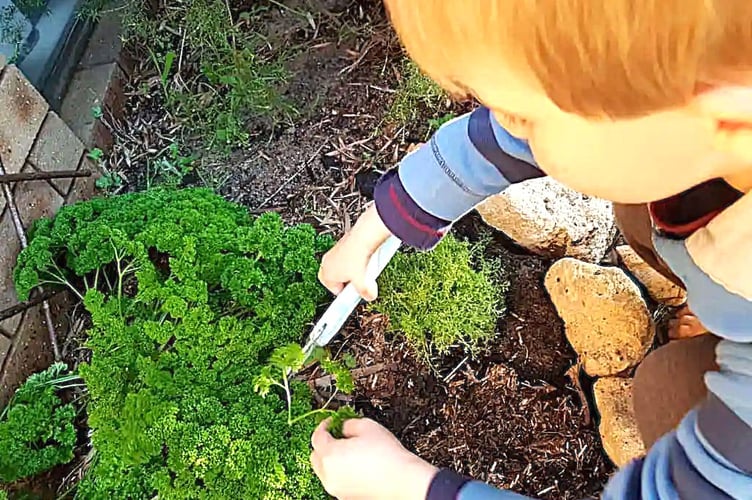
[312,1,752,498]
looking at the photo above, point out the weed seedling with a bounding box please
[149,49,176,96]
[87,148,104,162]
[387,59,448,128]
[87,148,124,193]
[254,344,358,431]
[146,142,196,188]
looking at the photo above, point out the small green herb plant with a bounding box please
[86,148,123,193]
[15,189,337,498]
[373,235,506,361]
[387,59,448,128]
[146,142,196,188]
[91,105,103,119]
[254,343,358,436]
[126,0,294,151]
[0,363,79,483]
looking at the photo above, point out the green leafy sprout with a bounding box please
[146,142,197,188]
[87,148,104,162]
[253,344,358,431]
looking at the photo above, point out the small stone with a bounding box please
[477,177,616,263]
[545,258,654,376]
[594,377,646,467]
[616,246,687,306]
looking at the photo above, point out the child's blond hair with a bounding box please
[384,0,752,118]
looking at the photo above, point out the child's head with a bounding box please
[384,0,752,202]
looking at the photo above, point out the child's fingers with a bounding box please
[352,278,378,302]
[340,417,378,438]
[311,418,336,451]
[318,268,345,296]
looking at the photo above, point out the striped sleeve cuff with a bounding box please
[373,169,450,250]
[426,469,470,500]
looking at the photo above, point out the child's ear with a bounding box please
[693,86,752,162]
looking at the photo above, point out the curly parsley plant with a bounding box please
[15,189,341,499]
[0,363,77,483]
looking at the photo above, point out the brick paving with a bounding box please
[0,5,125,404]
[0,64,104,404]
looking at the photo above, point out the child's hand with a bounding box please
[311,417,438,500]
[319,204,392,301]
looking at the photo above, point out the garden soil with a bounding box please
[317,216,611,499]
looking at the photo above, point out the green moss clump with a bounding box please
[374,235,506,361]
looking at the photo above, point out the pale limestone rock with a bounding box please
[594,377,646,467]
[477,178,616,263]
[545,258,654,376]
[616,245,687,306]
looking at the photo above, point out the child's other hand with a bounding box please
[319,204,392,301]
[311,417,438,500]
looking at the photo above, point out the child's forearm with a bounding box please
[349,203,393,252]
[372,107,543,250]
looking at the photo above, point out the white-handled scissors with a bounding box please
[302,235,401,359]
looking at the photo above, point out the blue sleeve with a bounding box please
[373,107,543,249]
[427,469,535,500]
[457,482,536,500]
[602,234,752,500]
[652,237,752,342]
[603,340,752,500]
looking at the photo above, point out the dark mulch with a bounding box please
[313,216,613,500]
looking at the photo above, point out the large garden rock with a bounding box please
[477,178,616,263]
[594,377,646,467]
[545,258,654,376]
[616,246,687,306]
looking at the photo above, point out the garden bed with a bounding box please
[331,224,612,498]
[3,1,614,498]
